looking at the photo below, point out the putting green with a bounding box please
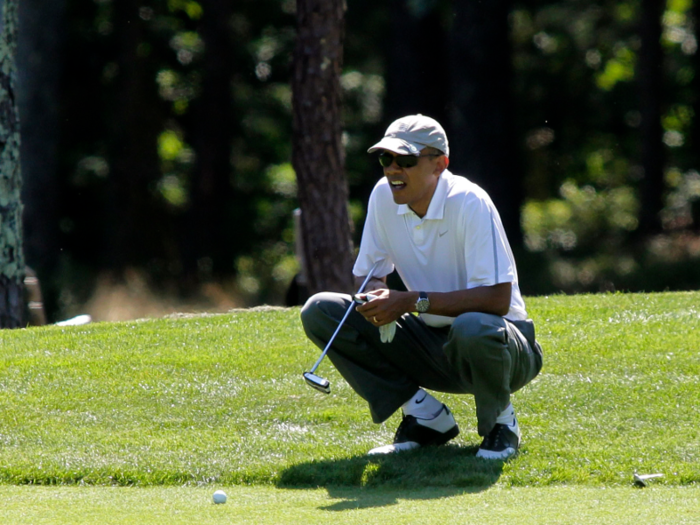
[1,485,698,524]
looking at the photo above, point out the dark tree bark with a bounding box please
[636,0,665,236]
[0,0,25,328]
[384,0,450,124]
[105,0,167,273]
[691,0,700,229]
[17,0,67,320]
[292,0,354,295]
[183,0,235,284]
[448,0,523,247]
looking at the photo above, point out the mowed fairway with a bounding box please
[1,293,699,523]
[1,485,699,524]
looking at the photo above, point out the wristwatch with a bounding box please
[415,292,430,313]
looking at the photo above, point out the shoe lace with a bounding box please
[394,414,411,441]
[483,423,506,449]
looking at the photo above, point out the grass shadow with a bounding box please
[276,444,505,510]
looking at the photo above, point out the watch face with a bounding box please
[416,298,430,313]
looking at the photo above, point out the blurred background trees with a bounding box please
[12,0,700,323]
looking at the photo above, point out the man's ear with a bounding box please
[435,155,449,175]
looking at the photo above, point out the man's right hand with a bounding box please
[355,288,417,327]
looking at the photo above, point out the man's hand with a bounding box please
[355,289,416,327]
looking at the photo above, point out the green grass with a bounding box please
[2,486,700,524]
[1,293,699,493]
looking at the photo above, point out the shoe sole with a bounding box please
[475,446,518,460]
[368,441,420,455]
[367,424,460,456]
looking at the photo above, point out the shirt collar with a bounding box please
[397,170,450,220]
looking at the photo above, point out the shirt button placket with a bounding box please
[414,224,424,244]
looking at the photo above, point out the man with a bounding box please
[301,114,543,459]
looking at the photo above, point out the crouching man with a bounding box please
[301,115,543,459]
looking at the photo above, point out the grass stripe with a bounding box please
[2,486,699,525]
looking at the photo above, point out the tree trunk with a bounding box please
[292,0,354,294]
[105,0,167,273]
[183,0,235,285]
[691,0,700,230]
[448,0,523,247]
[636,0,665,236]
[17,0,66,321]
[384,0,449,124]
[0,0,25,328]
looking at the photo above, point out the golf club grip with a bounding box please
[307,260,381,373]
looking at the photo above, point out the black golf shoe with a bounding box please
[367,405,459,455]
[475,418,520,460]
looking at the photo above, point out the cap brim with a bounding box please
[367,137,420,155]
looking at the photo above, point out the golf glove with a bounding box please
[355,293,397,343]
[379,321,396,343]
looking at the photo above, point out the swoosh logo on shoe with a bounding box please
[439,230,448,237]
[415,393,427,404]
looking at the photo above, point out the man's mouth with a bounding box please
[389,180,406,189]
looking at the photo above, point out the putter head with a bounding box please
[303,372,331,394]
[633,472,663,487]
[633,473,647,487]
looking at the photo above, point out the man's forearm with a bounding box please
[419,283,512,317]
[354,281,512,325]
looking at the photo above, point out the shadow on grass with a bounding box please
[276,444,504,510]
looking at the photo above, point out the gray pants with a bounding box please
[300,292,543,436]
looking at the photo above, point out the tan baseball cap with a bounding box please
[367,114,449,157]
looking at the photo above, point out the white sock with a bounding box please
[496,403,516,426]
[402,389,443,419]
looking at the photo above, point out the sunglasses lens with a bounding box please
[378,153,393,167]
[378,153,418,168]
[397,156,418,168]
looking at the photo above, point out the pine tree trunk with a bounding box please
[292,0,354,295]
[637,0,665,236]
[384,0,449,124]
[17,0,66,321]
[105,0,167,272]
[448,0,523,247]
[183,0,235,285]
[691,0,700,230]
[0,0,25,328]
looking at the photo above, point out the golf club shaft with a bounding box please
[308,261,380,374]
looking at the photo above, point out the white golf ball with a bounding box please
[212,490,227,504]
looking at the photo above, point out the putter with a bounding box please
[303,261,380,394]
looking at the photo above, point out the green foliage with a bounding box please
[512,0,700,294]
[1,293,700,488]
[523,181,639,252]
[167,0,203,20]
[596,45,636,91]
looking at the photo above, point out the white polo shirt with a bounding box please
[353,169,527,326]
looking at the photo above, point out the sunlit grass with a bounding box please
[2,485,700,525]
[0,293,699,488]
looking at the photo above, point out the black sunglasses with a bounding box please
[378,151,442,168]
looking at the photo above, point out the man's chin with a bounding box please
[390,193,408,206]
